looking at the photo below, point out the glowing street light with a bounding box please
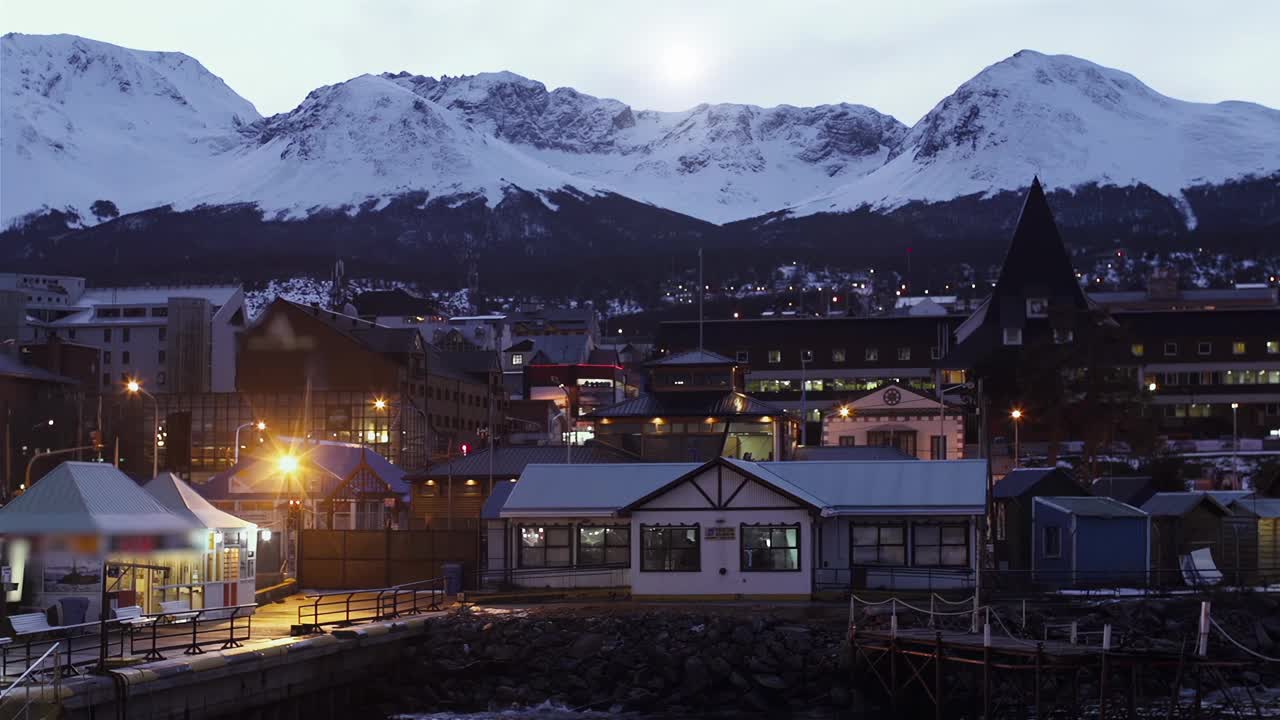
[373,398,388,411]
[125,378,158,478]
[1148,382,1158,392]
[1010,409,1024,468]
[234,420,268,464]
[277,454,300,475]
[838,406,851,418]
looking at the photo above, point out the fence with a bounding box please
[296,577,444,632]
[299,528,477,590]
[1,622,125,679]
[129,604,256,661]
[0,642,62,720]
[475,565,631,592]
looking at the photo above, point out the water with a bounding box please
[392,703,842,720]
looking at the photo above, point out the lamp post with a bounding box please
[559,384,572,464]
[125,379,158,479]
[234,421,266,464]
[1231,402,1240,489]
[1010,409,1023,469]
[276,453,301,578]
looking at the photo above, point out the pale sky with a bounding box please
[4,0,1278,123]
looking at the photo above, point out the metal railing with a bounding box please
[1,620,125,679]
[815,566,977,593]
[297,577,444,633]
[0,642,62,720]
[128,604,256,661]
[475,564,630,592]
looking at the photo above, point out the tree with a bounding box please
[90,199,119,221]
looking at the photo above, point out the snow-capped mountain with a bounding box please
[2,34,1278,246]
[1,33,260,224]
[790,50,1280,223]
[388,71,906,221]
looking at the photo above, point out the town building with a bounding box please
[586,351,794,462]
[820,382,965,460]
[0,350,86,495]
[487,456,987,596]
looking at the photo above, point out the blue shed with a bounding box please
[1032,496,1150,588]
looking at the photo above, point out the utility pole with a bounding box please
[698,248,704,353]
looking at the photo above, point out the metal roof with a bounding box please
[1226,498,1280,519]
[753,459,988,516]
[1140,492,1230,517]
[500,463,702,518]
[0,462,200,535]
[1090,476,1155,506]
[481,481,516,520]
[407,443,638,480]
[0,353,77,384]
[993,468,1075,499]
[586,391,783,419]
[647,350,737,366]
[144,473,256,530]
[1036,496,1148,518]
[202,443,409,501]
[792,446,917,462]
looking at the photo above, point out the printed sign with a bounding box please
[42,553,101,593]
[704,526,736,541]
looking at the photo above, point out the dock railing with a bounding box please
[0,642,62,720]
[297,577,444,633]
[128,604,257,661]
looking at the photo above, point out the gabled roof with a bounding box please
[0,353,77,384]
[586,391,783,419]
[992,178,1089,310]
[1140,492,1230,518]
[618,457,827,512]
[406,443,640,480]
[753,459,988,516]
[647,350,736,366]
[994,467,1081,499]
[202,443,409,501]
[144,473,256,530]
[1035,496,1147,518]
[481,481,515,520]
[500,463,702,518]
[1091,476,1156,507]
[280,300,421,355]
[0,462,199,535]
[1228,498,1280,519]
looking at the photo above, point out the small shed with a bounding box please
[1091,476,1156,507]
[1226,498,1280,585]
[144,473,259,608]
[0,462,201,619]
[993,468,1088,574]
[1140,493,1233,586]
[1032,496,1150,589]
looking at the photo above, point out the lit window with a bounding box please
[1197,342,1212,355]
[578,526,630,566]
[510,353,524,366]
[640,525,700,572]
[741,525,800,571]
[1002,328,1023,346]
[832,348,846,363]
[897,347,911,361]
[1131,343,1144,357]
[801,349,814,363]
[519,526,571,568]
[767,350,781,364]
[865,347,879,362]
[1267,340,1279,355]
[1164,342,1178,356]
[1232,341,1246,355]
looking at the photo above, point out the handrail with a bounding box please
[0,642,59,701]
[130,603,257,661]
[297,577,445,632]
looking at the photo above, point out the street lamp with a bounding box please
[1010,409,1024,469]
[234,421,266,464]
[559,384,572,464]
[1231,402,1240,489]
[838,405,851,418]
[125,379,159,479]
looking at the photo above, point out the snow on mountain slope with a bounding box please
[185,73,597,218]
[1,33,260,225]
[390,71,907,222]
[791,50,1280,221]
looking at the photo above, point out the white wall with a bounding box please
[630,508,813,597]
[210,288,245,392]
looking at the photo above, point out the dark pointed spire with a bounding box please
[992,177,1085,305]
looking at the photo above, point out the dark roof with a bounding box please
[992,178,1089,310]
[0,353,77,384]
[994,467,1080,499]
[1037,496,1147,518]
[504,339,536,352]
[1113,308,1280,335]
[353,289,437,318]
[285,300,420,355]
[1091,476,1156,507]
[586,391,783,419]
[587,348,621,365]
[1140,493,1230,517]
[481,481,515,520]
[406,442,640,480]
[647,350,737,366]
[437,349,499,375]
[792,446,917,461]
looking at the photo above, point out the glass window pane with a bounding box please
[521,528,545,548]
[579,547,603,565]
[547,548,571,566]
[548,528,571,545]
[942,526,967,545]
[852,527,878,545]
[579,527,604,547]
[881,547,905,565]
[880,526,904,545]
[914,547,941,566]
[853,547,879,564]
[604,547,629,565]
[941,547,968,566]
[915,526,940,545]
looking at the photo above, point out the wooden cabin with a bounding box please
[993,468,1088,577]
[1140,493,1233,586]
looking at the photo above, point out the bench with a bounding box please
[113,605,155,629]
[9,612,56,637]
[160,600,198,623]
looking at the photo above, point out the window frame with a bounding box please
[735,350,750,363]
[1197,341,1212,356]
[1267,340,1279,355]
[897,347,911,361]
[639,524,701,572]
[767,350,782,364]
[1130,343,1144,357]
[1002,328,1023,346]
[1043,526,1062,559]
[1232,341,1246,355]
[801,349,814,363]
[865,347,879,362]
[517,524,573,569]
[510,353,524,366]
[577,525,631,567]
[850,521,907,566]
[739,523,802,573]
[1164,342,1178,356]
[911,522,970,568]
[831,348,846,363]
